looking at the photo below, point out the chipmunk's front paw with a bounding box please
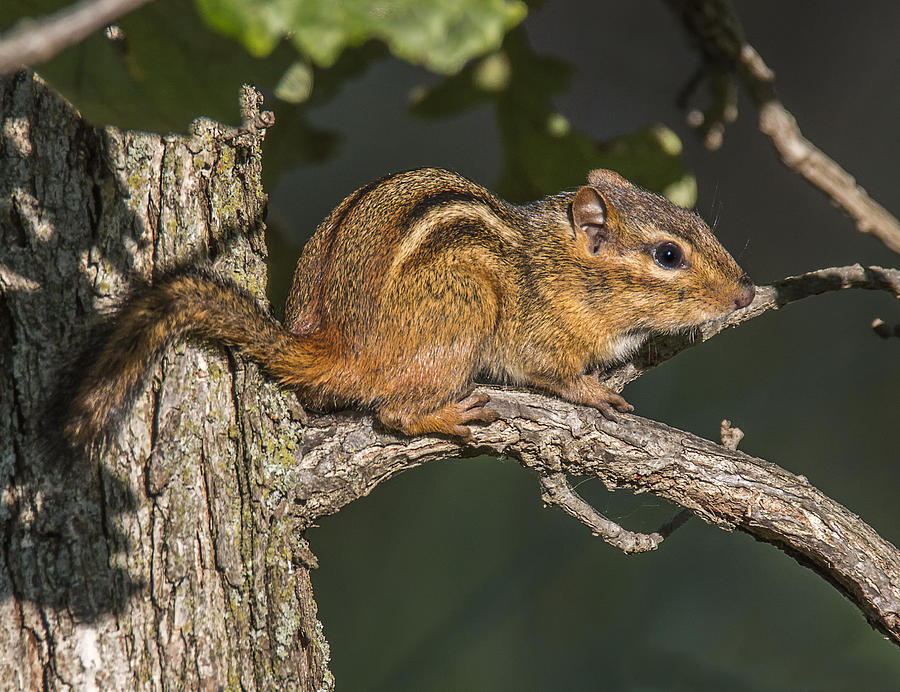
[587,386,632,421]
[545,374,633,422]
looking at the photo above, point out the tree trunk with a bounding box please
[0,71,331,690]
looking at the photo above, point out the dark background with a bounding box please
[7,0,900,689]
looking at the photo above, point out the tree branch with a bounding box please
[0,0,155,75]
[603,263,900,391]
[665,0,900,254]
[286,387,900,647]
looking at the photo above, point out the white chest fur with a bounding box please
[604,330,650,364]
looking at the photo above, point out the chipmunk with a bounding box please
[66,168,754,446]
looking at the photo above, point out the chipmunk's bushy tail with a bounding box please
[66,272,330,449]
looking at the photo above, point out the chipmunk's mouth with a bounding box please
[696,279,756,321]
[677,298,740,326]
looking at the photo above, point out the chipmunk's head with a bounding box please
[570,168,754,333]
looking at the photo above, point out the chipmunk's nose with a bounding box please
[734,277,755,309]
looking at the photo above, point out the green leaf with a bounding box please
[195,0,527,73]
[275,61,315,103]
[0,0,341,178]
[195,0,291,57]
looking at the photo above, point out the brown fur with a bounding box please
[68,168,753,445]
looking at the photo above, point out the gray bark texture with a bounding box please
[2,71,899,690]
[0,71,331,690]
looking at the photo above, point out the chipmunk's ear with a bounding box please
[587,168,629,188]
[572,186,609,255]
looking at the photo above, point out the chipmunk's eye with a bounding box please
[652,242,685,270]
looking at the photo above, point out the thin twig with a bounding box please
[741,48,900,254]
[719,419,744,451]
[539,472,694,553]
[665,0,900,254]
[0,0,155,75]
[539,472,666,553]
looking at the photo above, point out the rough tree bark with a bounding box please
[2,71,899,690]
[1,71,330,690]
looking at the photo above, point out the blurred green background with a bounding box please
[5,0,899,689]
